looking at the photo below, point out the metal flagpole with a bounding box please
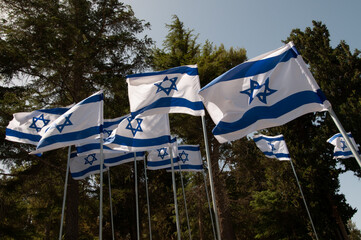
[59,146,71,240]
[108,169,115,240]
[203,171,217,240]
[178,162,192,240]
[289,158,319,240]
[99,133,104,240]
[328,107,361,168]
[201,115,222,240]
[169,145,182,240]
[143,156,153,240]
[134,152,140,240]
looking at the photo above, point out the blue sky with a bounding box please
[123,0,361,229]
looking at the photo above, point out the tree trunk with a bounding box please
[65,175,79,240]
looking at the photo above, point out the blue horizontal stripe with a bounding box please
[166,164,203,171]
[213,91,324,136]
[107,135,171,148]
[127,66,198,78]
[6,128,41,143]
[38,107,70,115]
[103,116,127,129]
[131,97,204,117]
[200,47,299,91]
[253,135,284,142]
[70,152,78,158]
[263,152,290,159]
[37,126,101,149]
[327,133,353,143]
[147,157,179,167]
[71,164,106,179]
[76,142,119,154]
[105,152,144,165]
[178,146,200,151]
[80,92,103,105]
[334,150,360,157]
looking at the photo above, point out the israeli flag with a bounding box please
[147,138,178,170]
[253,134,291,161]
[199,42,331,143]
[166,145,204,172]
[127,65,205,117]
[31,91,103,154]
[327,132,360,159]
[104,151,145,167]
[5,106,71,145]
[69,151,107,180]
[104,113,171,152]
[76,115,127,156]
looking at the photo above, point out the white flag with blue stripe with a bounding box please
[70,151,107,180]
[166,145,203,172]
[31,91,103,154]
[127,65,205,117]
[5,106,71,145]
[104,151,145,167]
[146,138,178,170]
[327,132,360,159]
[104,113,171,152]
[76,115,127,156]
[253,134,291,161]
[199,42,331,143]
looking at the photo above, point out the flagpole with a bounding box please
[169,145,182,240]
[134,152,140,240]
[108,169,115,240]
[178,162,192,240]
[203,171,217,240]
[99,133,104,240]
[59,146,71,240]
[289,158,319,240]
[143,155,153,240]
[201,116,221,240]
[327,107,361,168]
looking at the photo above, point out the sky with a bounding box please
[122,0,361,229]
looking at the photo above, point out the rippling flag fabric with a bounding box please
[166,145,203,172]
[146,138,178,170]
[31,91,103,154]
[199,42,330,143]
[127,65,205,117]
[69,151,107,180]
[6,106,71,145]
[327,132,360,159]
[253,134,291,161]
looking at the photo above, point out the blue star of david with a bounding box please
[29,114,50,132]
[240,78,277,104]
[157,147,169,160]
[84,154,97,165]
[125,116,143,137]
[55,113,73,133]
[340,140,347,151]
[178,150,189,163]
[154,76,178,96]
[103,129,113,137]
[268,142,276,152]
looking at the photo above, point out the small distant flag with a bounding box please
[127,65,205,117]
[327,132,360,159]
[104,152,145,167]
[31,91,103,154]
[199,42,330,143]
[5,106,71,145]
[69,151,107,180]
[147,138,178,170]
[104,113,171,152]
[253,134,291,161]
[166,145,203,172]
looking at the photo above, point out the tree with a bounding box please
[0,0,152,239]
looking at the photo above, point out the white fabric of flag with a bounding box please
[5,106,71,145]
[253,134,291,161]
[76,115,127,156]
[69,151,107,180]
[147,138,178,170]
[327,132,360,159]
[127,65,205,117]
[199,42,331,143]
[104,151,145,167]
[104,113,171,152]
[166,145,203,172]
[31,91,103,154]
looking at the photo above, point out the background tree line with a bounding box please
[1,1,361,239]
